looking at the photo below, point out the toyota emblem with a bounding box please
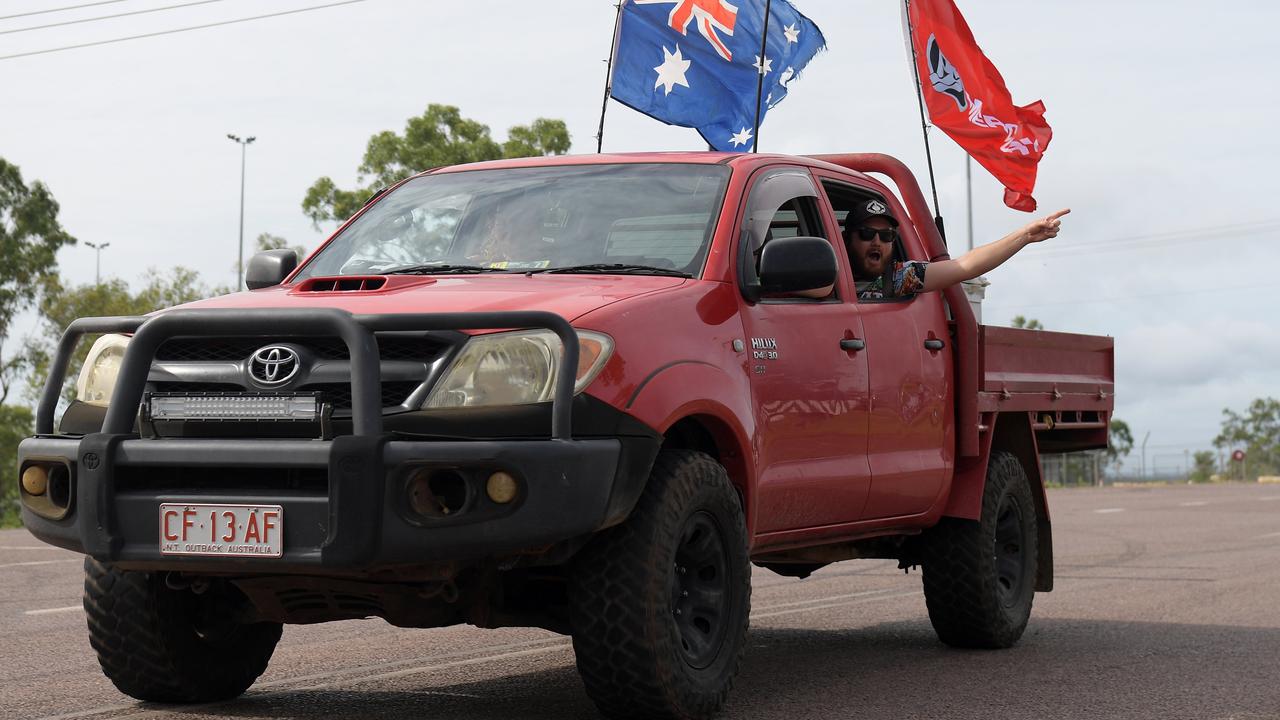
[248,345,301,386]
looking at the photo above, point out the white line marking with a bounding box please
[748,588,900,612]
[0,545,65,551]
[1094,508,1126,514]
[1255,531,1280,540]
[24,605,82,616]
[1179,501,1208,507]
[751,590,920,621]
[1260,496,1280,501]
[254,637,567,689]
[0,559,79,570]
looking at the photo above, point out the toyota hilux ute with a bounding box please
[17,152,1114,720]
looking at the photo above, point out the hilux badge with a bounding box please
[249,345,300,385]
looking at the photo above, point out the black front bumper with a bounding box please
[19,307,657,575]
[20,432,653,574]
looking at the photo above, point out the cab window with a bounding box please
[821,180,917,303]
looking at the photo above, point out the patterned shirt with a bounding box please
[856,261,928,300]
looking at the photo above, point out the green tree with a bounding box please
[27,268,222,403]
[253,232,309,265]
[1213,397,1280,479]
[302,104,571,225]
[1189,450,1216,483]
[1011,315,1044,330]
[0,158,76,404]
[0,404,33,526]
[1,159,74,527]
[1106,418,1134,472]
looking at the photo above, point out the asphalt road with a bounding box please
[2,482,1278,720]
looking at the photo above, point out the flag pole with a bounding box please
[902,0,946,243]
[751,0,774,153]
[596,1,626,153]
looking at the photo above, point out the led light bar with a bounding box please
[146,393,321,422]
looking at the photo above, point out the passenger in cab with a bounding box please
[847,200,1070,300]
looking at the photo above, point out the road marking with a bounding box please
[24,605,82,616]
[1179,501,1209,507]
[1255,531,1280,540]
[0,545,65,551]
[751,590,920,621]
[749,588,901,612]
[0,559,79,570]
[1094,508,1126,514]
[1260,496,1280,501]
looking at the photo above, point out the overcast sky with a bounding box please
[2,0,1276,473]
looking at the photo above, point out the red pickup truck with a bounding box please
[17,151,1113,719]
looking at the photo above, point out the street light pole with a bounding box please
[965,155,974,252]
[226,133,256,288]
[84,241,110,284]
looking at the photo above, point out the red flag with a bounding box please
[906,0,1052,211]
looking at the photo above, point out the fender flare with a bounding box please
[624,361,759,534]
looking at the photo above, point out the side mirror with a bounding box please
[245,249,299,290]
[758,236,837,296]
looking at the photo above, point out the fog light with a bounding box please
[486,471,518,504]
[21,465,49,496]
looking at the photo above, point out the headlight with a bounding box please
[423,330,613,409]
[75,334,131,408]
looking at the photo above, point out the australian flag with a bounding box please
[610,0,826,151]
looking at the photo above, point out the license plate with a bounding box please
[159,503,283,558]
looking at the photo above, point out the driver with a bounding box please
[846,199,1069,300]
[466,207,552,268]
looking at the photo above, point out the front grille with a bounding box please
[156,335,446,362]
[301,381,422,409]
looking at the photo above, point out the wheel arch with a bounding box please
[945,411,1053,592]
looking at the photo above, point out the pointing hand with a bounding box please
[1023,208,1070,244]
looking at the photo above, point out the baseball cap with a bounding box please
[848,198,899,228]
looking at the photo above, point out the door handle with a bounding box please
[840,338,866,352]
[923,339,945,351]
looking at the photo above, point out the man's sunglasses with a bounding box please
[855,227,899,243]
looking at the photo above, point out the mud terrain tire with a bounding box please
[569,450,750,720]
[84,557,281,703]
[922,451,1038,649]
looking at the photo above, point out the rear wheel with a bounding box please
[84,558,281,703]
[922,451,1038,648]
[569,450,750,720]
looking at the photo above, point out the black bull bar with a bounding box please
[36,308,581,439]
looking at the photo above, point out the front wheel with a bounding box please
[922,451,1038,649]
[569,450,750,720]
[84,558,282,703]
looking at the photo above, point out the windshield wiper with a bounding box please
[381,263,497,275]
[541,263,692,278]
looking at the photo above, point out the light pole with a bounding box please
[84,241,110,284]
[965,155,974,252]
[226,133,256,288]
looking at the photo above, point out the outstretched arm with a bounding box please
[922,208,1070,293]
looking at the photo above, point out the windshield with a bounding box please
[294,163,731,279]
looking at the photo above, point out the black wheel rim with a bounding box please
[670,510,730,669]
[993,493,1027,608]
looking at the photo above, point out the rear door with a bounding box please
[735,167,872,533]
[814,173,954,520]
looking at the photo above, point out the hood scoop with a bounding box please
[291,275,437,294]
